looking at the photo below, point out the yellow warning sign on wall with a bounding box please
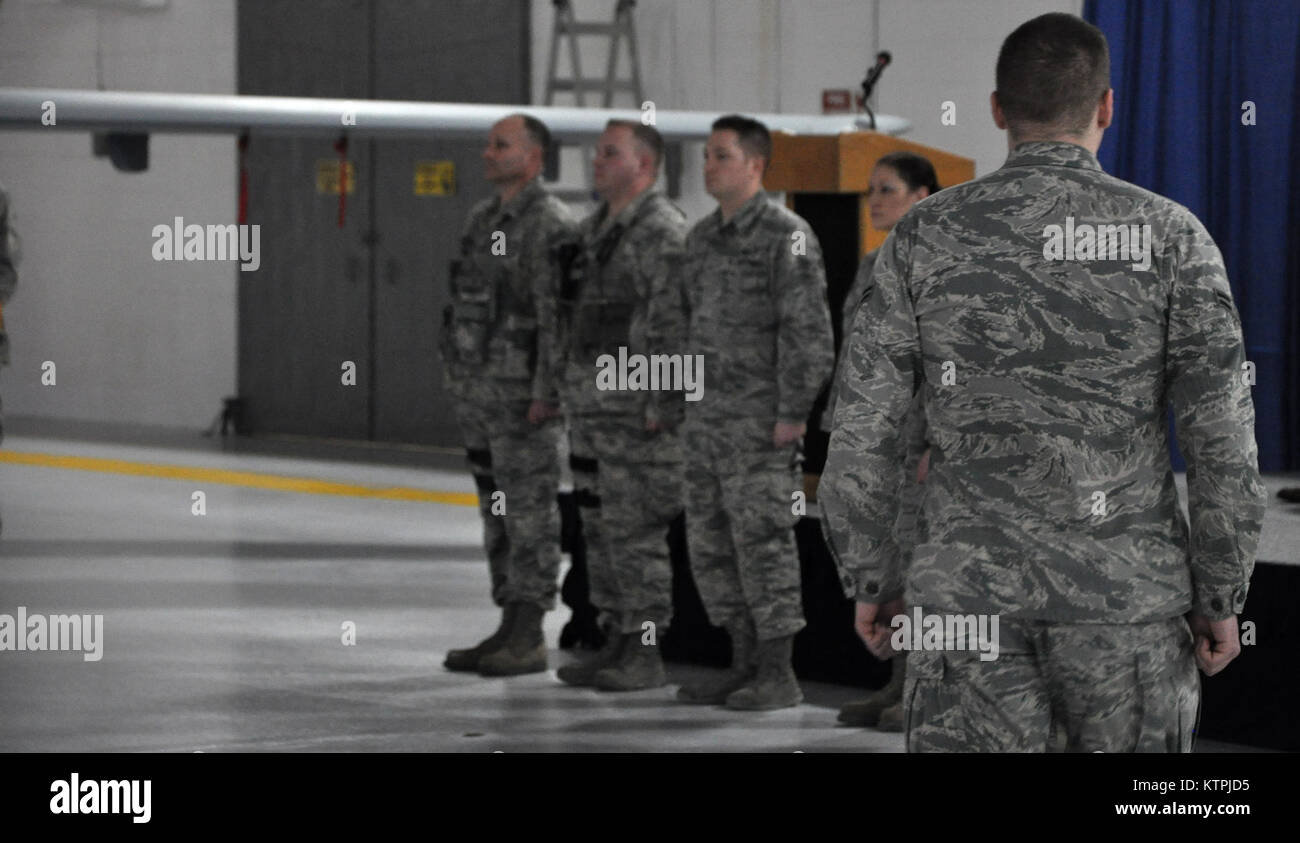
[316,160,356,195]
[415,160,456,196]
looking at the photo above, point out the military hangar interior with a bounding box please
[0,0,1297,770]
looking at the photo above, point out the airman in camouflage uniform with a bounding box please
[675,116,835,711]
[441,115,580,677]
[821,13,1266,751]
[554,121,689,692]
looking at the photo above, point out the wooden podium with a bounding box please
[767,131,975,257]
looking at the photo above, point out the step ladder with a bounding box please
[541,0,682,198]
[544,0,644,108]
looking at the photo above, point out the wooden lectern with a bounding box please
[767,131,976,257]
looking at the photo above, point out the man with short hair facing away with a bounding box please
[821,13,1266,751]
[441,114,580,677]
[554,120,689,691]
[675,116,835,710]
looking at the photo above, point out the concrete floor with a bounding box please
[0,431,902,752]
[1,428,1285,752]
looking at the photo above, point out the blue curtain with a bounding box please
[1084,0,1300,472]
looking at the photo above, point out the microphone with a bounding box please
[861,51,892,103]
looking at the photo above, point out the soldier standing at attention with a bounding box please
[676,115,835,711]
[554,120,688,691]
[821,13,1266,751]
[441,114,580,677]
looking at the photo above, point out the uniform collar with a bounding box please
[1002,140,1103,172]
[493,177,546,221]
[594,188,659,237]
[708,190,769,237]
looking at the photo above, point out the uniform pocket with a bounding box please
[494,312,537,380]
[721,252,775,332]
[572,300,634,357]
[1133,617,1201,752]
[903,650,945,753]
[448,259,496,366]
[451,288,494,365]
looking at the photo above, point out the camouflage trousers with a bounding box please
[569,413,682,634]
[684,432,805,641]
[904,615,1200,752]
[454,395,563,611]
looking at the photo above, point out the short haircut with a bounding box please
[605,119,665,173]
[711,114,772,169]
[875,151,941,196]
[507,113,552,156]
[995,13,1110,136]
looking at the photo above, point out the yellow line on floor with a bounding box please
[0,450,478,506]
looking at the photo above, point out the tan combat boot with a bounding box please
[724,634,802,711]
[443,603,515,672]
[477,603,548,676]
[676,622,756,704]
[593,636,667,691]
[876,700,905,732]
[837,652,905,726]
[556,627,625,687]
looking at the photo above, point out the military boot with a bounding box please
[443,603,515,673]
[837,653,905,726]
[477,603,547,676]
[594,636,666,691]
[876,700,905,732]
[676,622,756,704]
[556,627,625,687]
[725,634,802,711]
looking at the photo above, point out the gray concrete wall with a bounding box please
[0,0,237,430]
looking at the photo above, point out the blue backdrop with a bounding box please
[1084,0,1299,472]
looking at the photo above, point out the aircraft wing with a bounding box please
[0,88,910,139]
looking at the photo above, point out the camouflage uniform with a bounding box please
[823,248,927,559]
[441,177,579,611]
[822,248,879,434]
[821,141,1267,751]
[558,189,689,635]
[679,192,835,641]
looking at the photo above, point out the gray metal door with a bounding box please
[237,0,374,439]
[237,0,530,445]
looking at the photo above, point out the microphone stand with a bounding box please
[860,53,890,131]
